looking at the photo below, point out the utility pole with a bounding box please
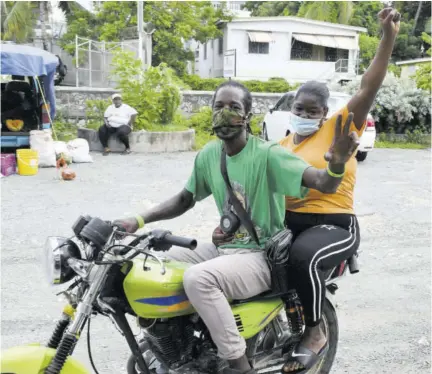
[137,1,145,67]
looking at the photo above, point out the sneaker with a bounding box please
[103,148,111,156]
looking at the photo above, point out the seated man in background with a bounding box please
[99,93,137,155]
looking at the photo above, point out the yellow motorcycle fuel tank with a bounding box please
[123,258,195,318]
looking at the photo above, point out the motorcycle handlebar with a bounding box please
[163,234,197,250]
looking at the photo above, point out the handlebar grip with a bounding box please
[164,234,197,250]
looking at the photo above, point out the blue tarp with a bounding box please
[0,43,58,119]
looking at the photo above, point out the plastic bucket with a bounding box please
[16,149,39,176]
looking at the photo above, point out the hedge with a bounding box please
[182,75,298,93]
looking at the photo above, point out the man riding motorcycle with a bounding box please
[115,80,358,374]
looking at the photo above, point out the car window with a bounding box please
[274,94,294,112]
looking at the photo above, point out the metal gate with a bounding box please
[74,36,144,88]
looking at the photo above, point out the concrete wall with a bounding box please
[78,128,196,153]
[56,86,119,121]
[55,87,282,120]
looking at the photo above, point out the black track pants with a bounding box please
[285,212,360,327]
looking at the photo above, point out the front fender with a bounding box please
[1,345,89,374]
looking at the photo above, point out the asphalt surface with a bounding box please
[1,149,431,374]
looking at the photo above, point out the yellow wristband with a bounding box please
[326,164,345,178]
[135,215,145,229]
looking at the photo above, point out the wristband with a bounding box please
[135,215,145,229]
[326,164,345,178]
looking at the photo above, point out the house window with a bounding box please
[325,47,338,62]
[249,41,269,54]
[326,47,349,62]
[218,37,223,55]
[291,40,312,60]
[204,43,207,60]
[195,49,199,59]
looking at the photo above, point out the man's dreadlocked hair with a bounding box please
[212,80,253,134]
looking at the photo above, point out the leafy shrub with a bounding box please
[182,75,297,93]
[110,51,185,130]
[337,73,431,134]
[415,63,431,91]
[52,110,77,141]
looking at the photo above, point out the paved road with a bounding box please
[1,149,431,374]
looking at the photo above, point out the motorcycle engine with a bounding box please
[144,316,226,373]
[145,317,195,368]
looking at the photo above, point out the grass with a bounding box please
[375,141,430,149]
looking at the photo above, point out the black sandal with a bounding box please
[281,343,329,373]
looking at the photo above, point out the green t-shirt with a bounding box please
[185,136,309,249]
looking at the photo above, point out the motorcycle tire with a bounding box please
[246,298,339,374]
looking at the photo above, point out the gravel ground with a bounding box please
[1,148,431,374]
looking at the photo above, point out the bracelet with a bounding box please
[135,215,145,229]
[326,164,345,178]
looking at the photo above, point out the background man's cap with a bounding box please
[112,93,122,100]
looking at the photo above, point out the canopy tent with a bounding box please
[0,43,58,119]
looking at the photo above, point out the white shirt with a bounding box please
[104,104,138,128]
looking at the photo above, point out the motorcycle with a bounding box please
[1,215,359,374]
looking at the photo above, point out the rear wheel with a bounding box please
[356,151,368,162]
[246,299,338,374]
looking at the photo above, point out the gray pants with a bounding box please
[167,243,272,360]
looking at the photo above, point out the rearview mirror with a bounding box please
[269,106,274,114]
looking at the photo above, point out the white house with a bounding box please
[194,17,367,83]
[396,57,431,79]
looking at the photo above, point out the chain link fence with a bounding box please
[75,36,144,88]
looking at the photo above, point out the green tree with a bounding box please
[108,50,185,128]
[60,1,230,76]
[297,1,354,24]
[415,32,431,91]
[349,1,384,37]
[242,1,301,17]
[358,34,380,72]
[1,1,61,50]
[1,1,35,43]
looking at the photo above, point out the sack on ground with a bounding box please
[53,141,69,156]
[67,138,93,163]
[54,141,73,161]
[30,130,56,167]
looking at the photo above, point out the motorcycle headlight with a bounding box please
[43,237,82,285]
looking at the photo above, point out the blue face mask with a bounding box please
[290,112,322,136]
